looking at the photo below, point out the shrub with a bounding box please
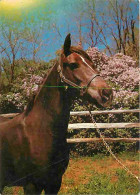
[0,60,48,113]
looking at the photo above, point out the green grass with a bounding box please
[61,169,139,195]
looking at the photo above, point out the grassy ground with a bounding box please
[3,152,139,195]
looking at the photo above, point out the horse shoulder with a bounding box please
[0,114,29,152]
[19,115,53,166]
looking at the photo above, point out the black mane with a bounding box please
[24,95,36,116]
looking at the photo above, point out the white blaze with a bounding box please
[80,56,94,71]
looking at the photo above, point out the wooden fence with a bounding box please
[1,109,140,143]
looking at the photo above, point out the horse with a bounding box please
[0,34,113,194]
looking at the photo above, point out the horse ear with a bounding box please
[64,33,71,56]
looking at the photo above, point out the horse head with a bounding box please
[59,34,113,107]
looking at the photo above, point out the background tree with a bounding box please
[93,0,139,59]
[22,22,48,63]
[0,23,23,84]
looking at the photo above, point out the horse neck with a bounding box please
[26,64,72,122]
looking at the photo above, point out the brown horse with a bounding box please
[0,34,113,194]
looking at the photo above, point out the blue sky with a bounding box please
[0,0,139,62]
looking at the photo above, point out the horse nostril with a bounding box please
[101,89,112,103]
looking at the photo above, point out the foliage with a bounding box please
[0,93,26,113]
[0,60,51,113]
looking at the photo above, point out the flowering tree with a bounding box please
[0,73,44,113]
[21,74,43,97]
[0,61,45,113]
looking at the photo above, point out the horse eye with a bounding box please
[69,63,78,70]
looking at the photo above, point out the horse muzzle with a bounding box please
[100,88,113,107]
[86,86,113,108]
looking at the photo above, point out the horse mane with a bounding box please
[24,95,36,116]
